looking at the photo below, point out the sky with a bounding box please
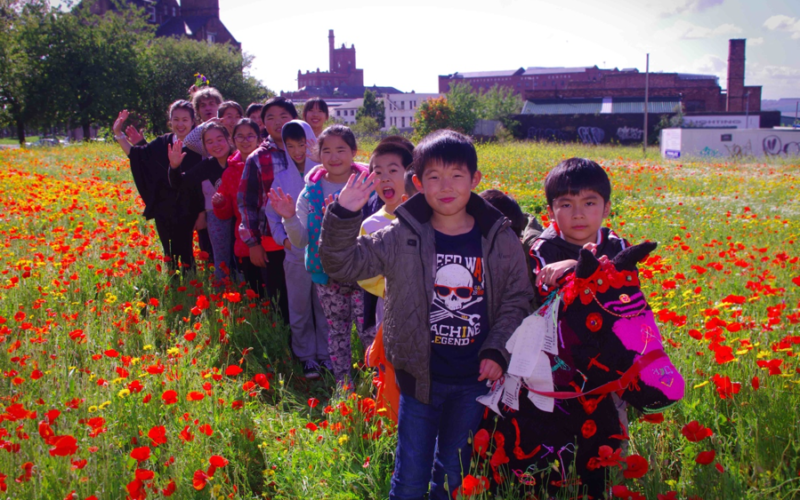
[222,0,799,100]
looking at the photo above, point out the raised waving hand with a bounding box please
[168,140,187,169]
[268,187,297,219]
[336,171,377,213]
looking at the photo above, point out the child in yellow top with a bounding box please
[360,137,415,423]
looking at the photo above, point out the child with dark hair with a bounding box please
[261,97,299,150]
[212,119,262,283]
[302,97,329,138]
[269,125,376,384]
[531,157,625,301]
[474,157,679,499]
[318,129,533,499]
[168,122,235,285]
[113,102,202,269]
[237,97,296,321]
[263,120,330,380]
[245,102,266,137]
[218,101,244,135]
[359,137,416,422]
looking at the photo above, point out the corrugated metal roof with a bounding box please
[521,100,603,115]
[522,98,682,115]
[611,100,681,114]
[522,67,591,76]
[454,69,524,78]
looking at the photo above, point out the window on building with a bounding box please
[146,6,156,22]
[400,101,404,110]
[402,117,405,128]
[336,110,340,117]
[207,32,216,43]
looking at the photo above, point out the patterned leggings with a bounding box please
[316,281,376,382]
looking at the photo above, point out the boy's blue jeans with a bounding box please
[389,380,488,500]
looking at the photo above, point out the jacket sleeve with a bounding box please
[264,177,288,246]
[479,228,535,366]
[282,190,310,248]
[319,201,392,284]
[237,154,263,247]
[213,169,236,221]
[183,125,206,156]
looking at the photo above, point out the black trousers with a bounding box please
[239,250,289,323]
[154,215,194,270]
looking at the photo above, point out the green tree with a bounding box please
[445,81,479,135]
[356,89,385,128]
[139,37,272,134]
[478,84,523,135]
[412,96,454,138]
[0,0,53,144]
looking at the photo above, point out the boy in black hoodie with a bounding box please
[530,158,627,305]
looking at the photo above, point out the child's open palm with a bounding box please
[337,172,377,212]
[268,188,296,219]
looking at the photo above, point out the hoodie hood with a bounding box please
[303,162,370,185]
[281,119,319,163]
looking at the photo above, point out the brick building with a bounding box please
[440,39,761,114]
[297,30,364,89]
[88,0,239,48]
[283,30,402,100]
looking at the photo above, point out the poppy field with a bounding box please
[0,142,798,500]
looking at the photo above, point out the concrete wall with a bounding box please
[660,128,800,159]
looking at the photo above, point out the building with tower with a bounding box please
[283,30,401,101]
[88,0,239,48]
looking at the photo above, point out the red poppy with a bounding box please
[452,474,489,498]
[715,462,725,473]
[695,450,716,465]
[130,446,150,462]
[751,376,760,390]
[623,454,649,479]
[711,374,740,399]
[104,349,119,358]
[581,419,597,438]
[192,469,209,490]
[198,424,213,436]
[187,391,205,401]
[225,365,243,377]
[473,429,490,458]
[161,390,178,405]
[162,480,176,497]
[179,425,194,443]
[48,435,78,457]
[148,426,167,446]
[307,397,319,408]
[135,468,154,481]
[681,421,713,442]
[254,373,269,389]
[657,492,679,500]
[306,422,318,432]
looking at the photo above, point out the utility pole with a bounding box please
[643,53,650,155]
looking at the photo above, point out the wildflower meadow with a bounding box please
[0,142,798,500]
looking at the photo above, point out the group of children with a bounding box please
[115,91,682,499]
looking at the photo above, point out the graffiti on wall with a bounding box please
[763,135,800,157]
[616,126,644,141]
[577,127,605,145]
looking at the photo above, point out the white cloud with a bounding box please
[646,0,724,17]
[692,54,727,75]
[656,20,743,40]
[763,15,800,39]
[749,37,765,46]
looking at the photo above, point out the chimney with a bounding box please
[726,39,746,112]
[329,30,335,73]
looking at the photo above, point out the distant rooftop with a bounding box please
[522,97,682,115]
